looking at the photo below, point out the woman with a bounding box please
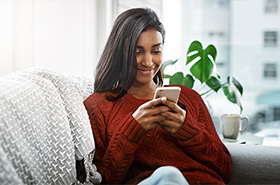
[84,7,232,185]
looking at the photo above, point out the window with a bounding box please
[208,32,225,37]
[264,63,277,78]
[265,0,278,13]
[264,31,278,46]
[274,107,280,120]
[216,62,225,67]
[205,0,229,8]
[218,0,229,8]
[208,32,226,43]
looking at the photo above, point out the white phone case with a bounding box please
[153,86,181,103]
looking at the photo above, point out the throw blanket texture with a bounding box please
[0,67,101,185]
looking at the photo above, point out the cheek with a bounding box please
[136,56,142,65]
[153,56,163,66]
[153,58,163,75]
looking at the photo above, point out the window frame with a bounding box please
[264,0,278,14]
[263,62,278,79]
[264,31,278,47]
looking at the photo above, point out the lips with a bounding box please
[137,67,155,74]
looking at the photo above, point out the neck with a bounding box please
[128,81,159,99]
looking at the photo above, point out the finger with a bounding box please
[139,113,166,124]
[144,122,159,131]
[162,100,181,113]
[160,123,179,134]
[138,105,170,118]
[152,105,171,115]
[161,110,186,124]
[148,114,167,123]
[160,111,177,121]
[160,119,180,128]
[140,115,165,131]
[143,97,167,109]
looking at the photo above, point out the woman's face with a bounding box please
[133,29,163,86]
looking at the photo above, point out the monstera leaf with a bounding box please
[169,72,183,85]
[223,77,243,113]
[182,74,194,88]
[186,40,217,83]
[162,40,244,113]
[206,76,222,92]
[161,59,178,74]
[161,59,195,89]
[168,72,195,89]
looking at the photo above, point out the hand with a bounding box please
[132,97,171,132]
[159,100,186,134]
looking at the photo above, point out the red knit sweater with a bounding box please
[84,85,232,184]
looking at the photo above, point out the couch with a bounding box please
[0,67,280,185]
[0,67,101,185]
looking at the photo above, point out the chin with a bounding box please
[135,77,154,85]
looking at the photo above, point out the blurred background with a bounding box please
[1,0,280,146]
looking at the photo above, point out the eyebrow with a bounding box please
[136,43,162,49]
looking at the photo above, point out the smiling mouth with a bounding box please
[137,67,156,72]
[138,69,154,75]
[138,69,152,72]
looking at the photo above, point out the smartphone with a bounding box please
[153,86,181,103]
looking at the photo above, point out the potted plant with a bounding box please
[162,40,243,113]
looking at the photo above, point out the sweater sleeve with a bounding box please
[173,87,232,184]
[84,96,147,184]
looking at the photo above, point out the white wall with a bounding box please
[33,0,96,77]
[162,0,183,61]
[0,0,116,78]
[0,0,185,78]
[161,0,184,76]
[0,0,14,77]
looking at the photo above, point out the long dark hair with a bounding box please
[94,7,165,101]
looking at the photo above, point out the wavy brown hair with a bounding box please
[94,8,165,101]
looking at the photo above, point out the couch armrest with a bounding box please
[226,143,280,184]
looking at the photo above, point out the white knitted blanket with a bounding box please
[0,67,101,184]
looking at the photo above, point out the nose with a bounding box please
[141,53,153,67]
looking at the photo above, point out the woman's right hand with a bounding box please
[132,97,170,132]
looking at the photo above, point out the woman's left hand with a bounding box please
[159,100,187,134]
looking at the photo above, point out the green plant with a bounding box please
[162,40,243,113]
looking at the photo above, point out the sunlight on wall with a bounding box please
[0,0,13,76]
[162,0,184,70]
[0,0,97,78]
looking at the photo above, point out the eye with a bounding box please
[152,50,162,54]
[136,50,143,55]
[152,46,162,54]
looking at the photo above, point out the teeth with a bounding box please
[139,69,152,72]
